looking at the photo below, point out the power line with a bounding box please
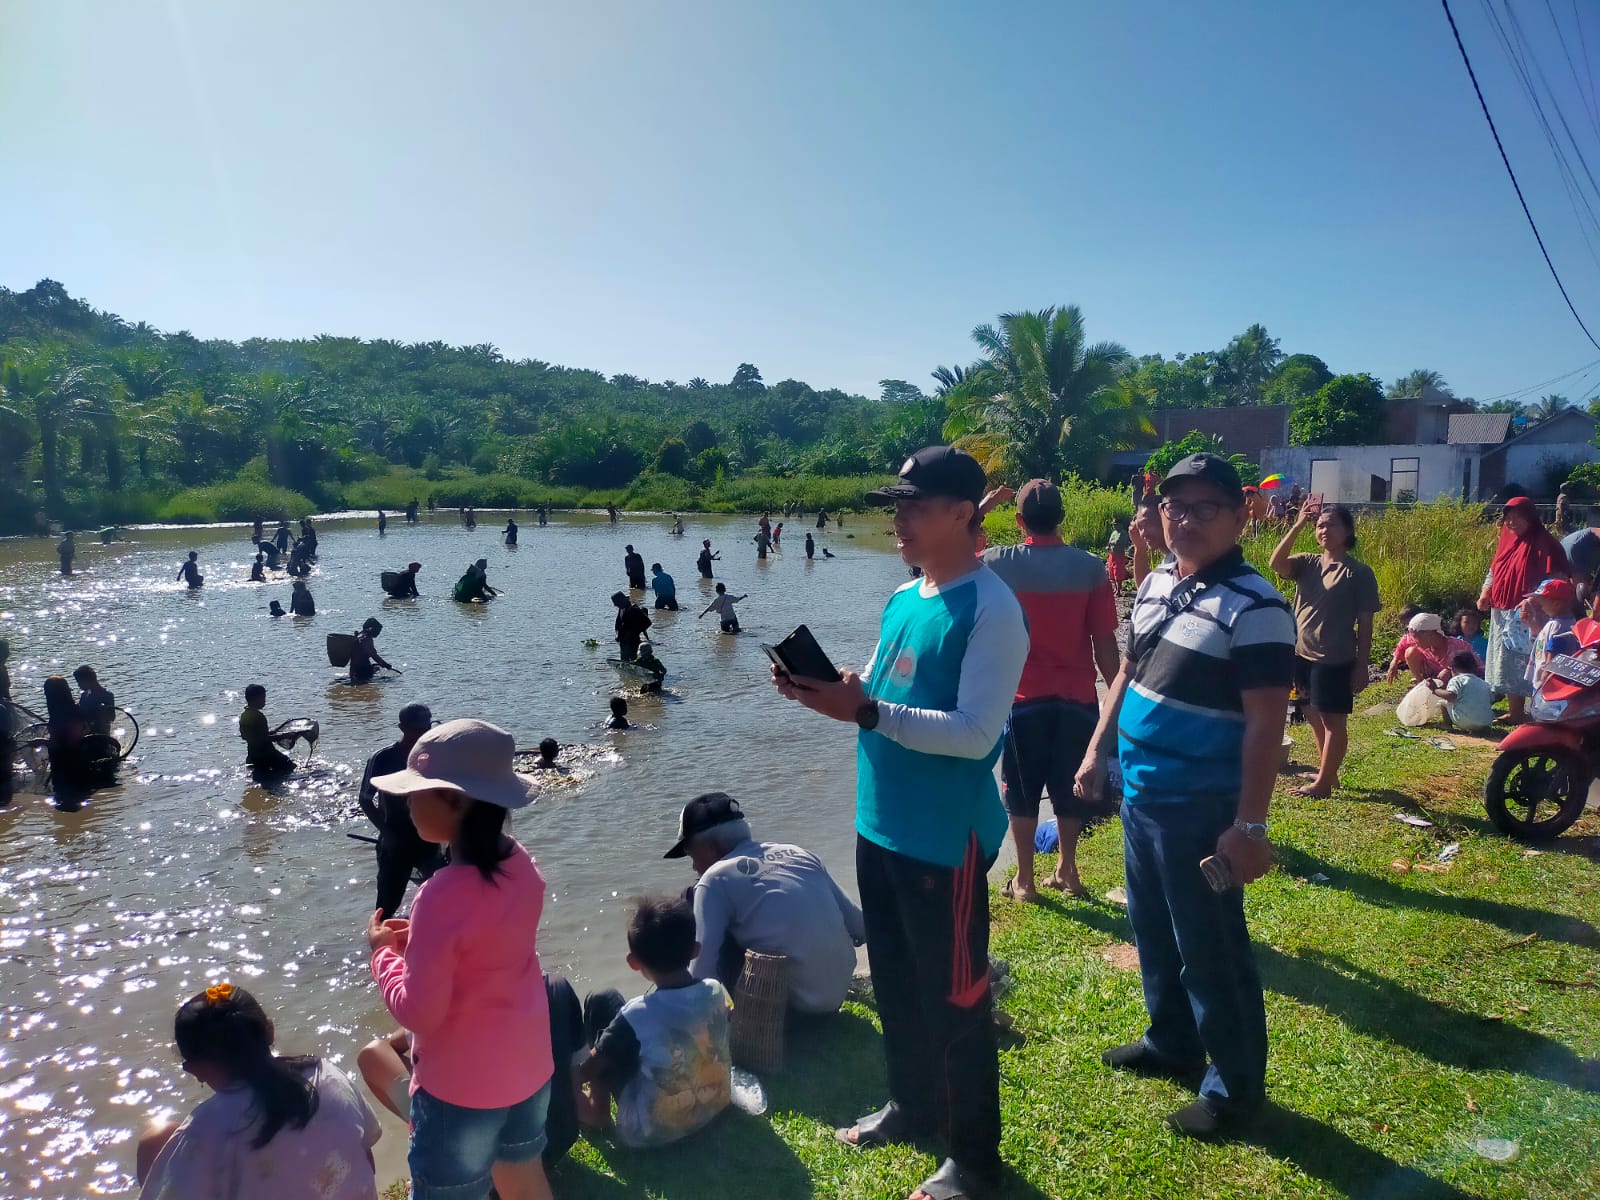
[1441,0,1600,352]
[1475,354,1600,403]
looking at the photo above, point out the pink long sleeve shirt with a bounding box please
[370,839,553,1108]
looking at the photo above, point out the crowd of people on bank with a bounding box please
[10,447,1591,1200]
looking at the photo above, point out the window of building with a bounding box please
[1391,457,1420,503]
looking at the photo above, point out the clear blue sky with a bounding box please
[5,0,1600,403]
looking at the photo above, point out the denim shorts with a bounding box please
[409,1081,551,1200]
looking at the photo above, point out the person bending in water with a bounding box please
[699,583,746,633]
[384,562,422,598]
[454,559,499,603]
[697,539,719,580]
[72,665,116,737]
[624,545,648,591]
[135,983,381,1199]
[504,517,519,546]
[177,551,204,588]
[290,579,315,616]
[650,563,678,610]
[257,538,281,569]
[348,618,397,685]
[358,703,443,918]
[606,697,631,730]
[239,684,298,776]
[635,645,666,693]
[612,591,653,662]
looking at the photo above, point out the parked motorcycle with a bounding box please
[1485,617,1600,839]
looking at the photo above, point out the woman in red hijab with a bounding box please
[1476,495,1570,723]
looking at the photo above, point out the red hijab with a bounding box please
[1488,496,1569,609]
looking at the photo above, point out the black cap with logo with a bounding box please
[663,792,745,858]
[1158,453,1245,505]
[866,446,988,506]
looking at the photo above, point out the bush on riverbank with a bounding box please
[982,477,1133,551]
[156,480,316,524]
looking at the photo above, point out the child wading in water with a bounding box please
[364,718,553,1200]
[136,983,381,1199]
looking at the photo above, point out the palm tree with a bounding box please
[0,345,97,506]
[1222,323,1283,404]
[930,363,969,397]
[942,305,1142,482]
[1387,368,1451,398]
[1529,393,1571,421]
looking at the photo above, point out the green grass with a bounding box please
[385,682,1600,1200]
[983,478,1133,552]
[156,479,316,523]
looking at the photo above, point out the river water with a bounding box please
[0,510,902,1197]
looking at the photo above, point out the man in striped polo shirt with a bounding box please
[774,445,1028,1200]
[1076,452,1294,1139]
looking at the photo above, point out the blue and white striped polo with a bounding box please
[1118,546,1295,805]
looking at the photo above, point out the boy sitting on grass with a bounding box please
[1427,650,1496,733]
[577,896,733,1148]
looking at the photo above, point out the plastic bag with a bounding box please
[1395,682,1445,728]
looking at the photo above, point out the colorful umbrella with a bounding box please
[1259,474,1286,489]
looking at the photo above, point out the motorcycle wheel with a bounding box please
[1484,746,1590,840]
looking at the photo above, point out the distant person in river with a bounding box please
[405,498,419,524]
[665,792,865,1014]
[697,539,719,579]
[268,600,286,618]
[606,696,632,730]
[358,703,443,918]
[0,641,12,806]
[57,530,75,576]
[290,580,315,617]
[532,737,562,770]
[465,507,477,530]
[252,517,265,542]
[624,545,648,590]
[503,517,518,546]
[286,539,313,577]
[752,526,772,559]
[538,503,549,525]
[249,554,266,583]
[815,509,828,530]
[383,562,422,598]
[45,673,117,788]
[612,592,653,661]
[177,551,204,588]
[454,559,498,603]
[238,684,297,776]
[805,532,815,560]
[377,509,387,534]
[699,582,745,633]
[73,665,116,737]
[274,521,292,554]
[257,538,281,569]
[649,563,678,610]
[349,618,396,685]
[134,983,382,1200]
[299,518,318,556]
[607,501,619,524]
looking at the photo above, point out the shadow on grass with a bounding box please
[1250,1104,1489,1200]
[1047,899,1600,1092]
[1259,946,1600,1092]
[1277,845,1600,947]
[555,1108,811,1200]
[762,1007,889,1126]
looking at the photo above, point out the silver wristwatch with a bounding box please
[1232,818,1269,841]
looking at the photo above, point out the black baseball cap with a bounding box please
[663,792,744,858]
[1017,479,1064,529]
[1158,453,1245,505]
[866,445,987,506]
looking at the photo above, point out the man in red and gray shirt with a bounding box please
[981,479,1121,899]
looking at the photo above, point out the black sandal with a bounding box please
[834,1101,918,1148]
[913,1157,998,1200]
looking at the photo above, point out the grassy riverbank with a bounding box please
[382,681,1600,1200]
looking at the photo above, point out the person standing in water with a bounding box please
[753,526,772,560]
[805,532,815,560]
[538,503,548,526]
[73,665,117,737]
[612,592,653,662]
[290,579,315,616]
[650,563,678,610]
[358,704,444,920]
[697,539,719,580]
[405,498,419,524]
[252,517,265,543]
[607,501,619,524]
[57,530,76,576]
[377,509,388,534]
[177,552,204,588]
[249,554,266,583]
[503,517,519,546]
[348,618,397,685]
[274,521,292,554]
[816,509,828,530]
[699,583,746,633]
[239,684,298,776]
[624,545,648,591]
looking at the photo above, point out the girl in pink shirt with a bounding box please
[366,718,552,1200]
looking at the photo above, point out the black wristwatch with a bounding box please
[855,700,880,731]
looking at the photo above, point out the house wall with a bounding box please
[1497,442,1600,495]
[1150,406,1289,465]
[1261,444,1470,503]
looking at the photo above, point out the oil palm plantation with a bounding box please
[0,345,98,505]
[942,305,1148,482]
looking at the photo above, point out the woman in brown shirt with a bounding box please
[1269,499,1381,797]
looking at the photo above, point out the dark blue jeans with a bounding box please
[1121,799,1267,1115]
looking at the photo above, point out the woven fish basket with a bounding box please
[731,950,789,1073]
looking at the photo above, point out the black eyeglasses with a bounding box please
[1159,499,1228,523]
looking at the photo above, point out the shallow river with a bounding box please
[0,510,903,1197]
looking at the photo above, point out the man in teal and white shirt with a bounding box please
[774,446,1027,1200]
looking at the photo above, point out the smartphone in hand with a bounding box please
[1199,854,1237,893]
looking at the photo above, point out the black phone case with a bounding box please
[770,624,841,681]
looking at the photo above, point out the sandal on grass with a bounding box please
[911,1157,999,1200]
[835,1101,920,1149]
[1001,877,1037,903]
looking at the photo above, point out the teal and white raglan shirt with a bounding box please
[857,564,1030,868]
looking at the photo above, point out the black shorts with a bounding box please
[1000,699,1098,821]
[1294,656,1354,715]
